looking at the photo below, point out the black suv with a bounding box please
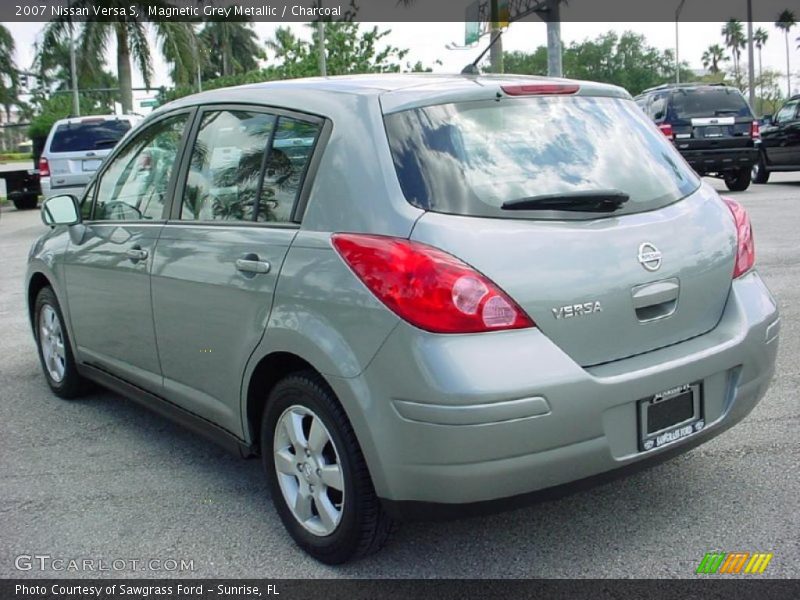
[752,95,800,184]
[635,84,759,191]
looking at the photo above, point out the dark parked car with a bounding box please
[635,83,760,191]
[752,95,800,184]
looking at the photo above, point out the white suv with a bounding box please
[40,114,139,199]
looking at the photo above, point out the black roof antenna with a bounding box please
[461,30,504,75]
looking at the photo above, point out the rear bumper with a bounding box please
[327,271,779,517]
[40,177,87,200]
[678,147,758,173]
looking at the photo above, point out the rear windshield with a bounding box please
[384,96,700,219]
[668,88,752,119]
[50,120,132,153]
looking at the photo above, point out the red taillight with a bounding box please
[501,84,580,96]
[331,234,535,334]
[722,197,755,278]
[750,120,761,139]
[38,157,49,177]
[658,123,674,138]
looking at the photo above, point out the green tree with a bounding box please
[754,28,769,114]
[701,44,728,75]
[200,21,266,80]
[267,22,413,78]
[0,25,19,123]
[31,36,117,114]
[503,32,692,96]
[721,19,746,85]
[38,1,196,114]
[775,10,796,96]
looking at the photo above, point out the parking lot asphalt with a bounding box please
[1,175,798,579]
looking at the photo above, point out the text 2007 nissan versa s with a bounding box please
[27,75,779,564]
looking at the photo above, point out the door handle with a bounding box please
[126,247,149,262]
[236,258,271,274]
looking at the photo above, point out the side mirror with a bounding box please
[41,194,81,227]
[761,114,773,125]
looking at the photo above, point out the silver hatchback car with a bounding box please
[27,75,780,564]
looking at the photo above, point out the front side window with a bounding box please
[384,95,700,220]
[180,110,320,223]
[93,114,188,221]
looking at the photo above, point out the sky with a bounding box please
[5,20,799,108]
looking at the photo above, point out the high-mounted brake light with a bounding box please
[750,120,761,139]
[38,157,49,178]
[658,123,674,139]
[722,197,755,278]
[501,84,580,96]
[331,234,535,334]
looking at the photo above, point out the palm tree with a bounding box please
[0,24,19,149]
[200,21,265,80]
[775,10,796,96]
[701,43,728,75]
[721,19,746,84]
[38,1,196,114]
[754,28,769,114]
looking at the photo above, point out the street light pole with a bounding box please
[546,0,562,77]
[675,0,686,84]
[746,0,755,109]
[68,0,80,116]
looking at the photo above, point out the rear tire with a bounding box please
[724,168,751,191]
[261,371,395,564]
[12,194,38,210]
[751,152,770,184]
[34,286,89,399]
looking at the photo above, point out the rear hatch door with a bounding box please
[667,87,755,151]
[384,87,736,366]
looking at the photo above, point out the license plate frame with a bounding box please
[638,383,704,452]
[700,126,723,138]
[82,159,102,172]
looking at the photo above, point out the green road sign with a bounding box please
[140,99,158,108]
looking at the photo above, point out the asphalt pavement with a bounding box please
[1,175,798,578]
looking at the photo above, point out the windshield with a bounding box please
[50,120,132,153]
[384,95,700,220]
[668,88,752,119]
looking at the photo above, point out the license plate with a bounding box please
[82,159,102,171]
[638,383,704,451]
[701,126,723,138]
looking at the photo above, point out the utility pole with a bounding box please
[68,0,80,116]
[489,0,504,73]
[675,0,686,83]
[317,21,327,76]
[746,0,755,109]
[546,0,562,77]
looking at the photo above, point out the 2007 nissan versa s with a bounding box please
[28,74,779,564]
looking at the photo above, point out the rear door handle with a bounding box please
[236,258,271,274]
[126,247,148,262]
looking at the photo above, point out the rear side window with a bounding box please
[667,88,752,119]
[49,119,132,153]
[181,110,320,223]
[384,95,700,220]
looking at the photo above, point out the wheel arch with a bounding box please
[244,351,319,451]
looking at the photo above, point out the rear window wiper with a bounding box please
[713,109,740,115]
[501,190,630,212]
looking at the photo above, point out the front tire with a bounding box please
[724,168,751,191]
[751,152,770,184]
[34,286,88,399]
[261,372,394,564]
